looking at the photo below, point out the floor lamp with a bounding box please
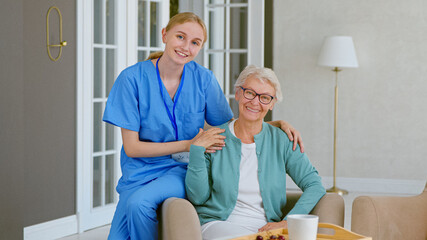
[318,36,359,195]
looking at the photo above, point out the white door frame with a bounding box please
[76,0,126,232]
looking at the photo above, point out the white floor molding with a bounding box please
[23,215,77,240]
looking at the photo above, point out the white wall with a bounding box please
[273,0,427,183]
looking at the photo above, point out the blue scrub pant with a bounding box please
[108,165,187,240]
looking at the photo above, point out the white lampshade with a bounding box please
[318,36,359,68]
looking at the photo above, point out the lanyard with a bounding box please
[156,57,185,141]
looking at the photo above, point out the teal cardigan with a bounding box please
[185,122,326,226]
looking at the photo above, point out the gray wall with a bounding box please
[273,0,427,181]
[0,0,76,239]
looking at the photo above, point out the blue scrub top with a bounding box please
[103,60,233,192]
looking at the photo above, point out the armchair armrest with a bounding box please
[351,183,427,240]
[284,192,345,227]
[311,193,345,227]
[161,197,202,240]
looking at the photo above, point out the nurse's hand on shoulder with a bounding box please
[279,120,305,153]
[190,128,226,153]
[258,220,288,232]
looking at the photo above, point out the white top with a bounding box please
[226,120,267,231]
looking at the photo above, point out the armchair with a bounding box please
[161,193,344,240]
[351,182,427,240]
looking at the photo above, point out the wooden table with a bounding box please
[231,223,372,240]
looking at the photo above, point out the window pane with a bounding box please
[94,0,103,44]
[208,52,226,89]
[93,102,103,152]
[230,7,247,49]
[106,49,115,97]
[138,50,147,62]
[208,8,225,50]
[229,53,247,94]
[231,0,248,3]
[105,155,115,204]
[105,122,115,151]
[94,48,103,98]
[150,2,159,47]
[208,11,214,49]
[230,98,239,119]
[138,0,147,46]
[106,0,116,44]
[93,156,102,208]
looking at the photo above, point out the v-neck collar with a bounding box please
[151,59,186,105]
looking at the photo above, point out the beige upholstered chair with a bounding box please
[161,193,344,240]
[160,197,201,240]
[351,182,427,240]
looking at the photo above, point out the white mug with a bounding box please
[287,214,319,240]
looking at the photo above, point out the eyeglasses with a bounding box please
[239,86,275,105]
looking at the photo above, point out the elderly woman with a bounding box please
[185,65,326,239]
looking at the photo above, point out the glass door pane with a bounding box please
[106,0,116,45]
[94,0,103,44]
[230,7,247,49]
[150,2,160,47]
[105,154,115,204]
[93,156,102,207]
[229,52,247,92]
[138,0,147,47]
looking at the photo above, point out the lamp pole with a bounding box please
[327,67,348,195]
[318,36,358,195]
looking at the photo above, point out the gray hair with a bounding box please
[234,65,283,102]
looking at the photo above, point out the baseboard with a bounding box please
[23,215,77,240]
[286,176,425,195]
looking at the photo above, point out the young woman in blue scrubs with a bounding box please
[103,12,304,240]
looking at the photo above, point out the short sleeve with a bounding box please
[103,69,141,132]
[204,72,233,126]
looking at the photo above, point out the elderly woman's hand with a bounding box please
[258,221,288,232]
[189,128,226,152]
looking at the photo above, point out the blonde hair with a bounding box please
[147,12,207,60]
[234,65,283,102]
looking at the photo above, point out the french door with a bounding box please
[77,0,169,232]
[202,0,264,117]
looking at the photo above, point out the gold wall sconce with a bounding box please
[46,6,67,62]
